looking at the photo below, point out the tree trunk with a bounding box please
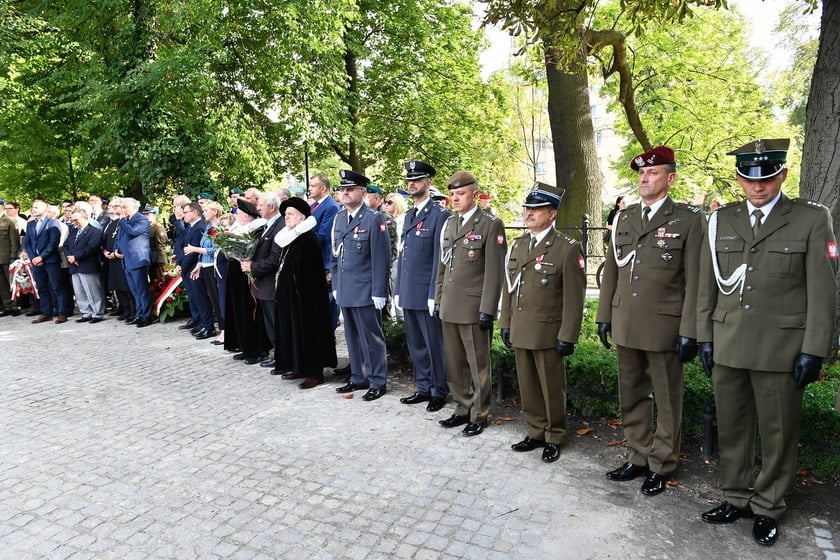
[544,49,604,247]
[800,0,840,360]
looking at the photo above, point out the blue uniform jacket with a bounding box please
[23,218,61,264]
[331,204,391,308]
[65,224,103,275]
[396,200,450,309]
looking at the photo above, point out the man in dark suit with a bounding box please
[22,198,67,323]
[240,192,284,365]
[597,146,704,496]
[331,170,392,401]
[180,202,215,338]
[500,183,586,463]
[435,171,506,437]
[115,198,154,328]
[697,139,838,546]
[395,160,450,412]
[66,205,105,322]
[309,175,341,330]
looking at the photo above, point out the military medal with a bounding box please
[467,249,476,258]
[541,275,549,286]
[661,252,672,262]
[534,254,544,271]
[353,226,359,239]
[463,238,470,246]
[657,239,667,248]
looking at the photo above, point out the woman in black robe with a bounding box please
[222,199,269,360]
[272,198,337,388]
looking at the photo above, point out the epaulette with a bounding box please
[674,202,701,214]
[560,233,577,245]
[719,201,740,210]
[793,198,828,211]
[482,210,498,221]
[624,202,641,211]
[515,232,529,241]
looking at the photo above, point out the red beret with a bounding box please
[478,193,491,200]
[630,146,675,171]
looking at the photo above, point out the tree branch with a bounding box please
[587,28,652,151]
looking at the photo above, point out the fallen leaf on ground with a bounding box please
[607,440,625,447]
[343,394,353,399]
[498,417,516,422]
[575,428,593,436]
[666,480,679,487]
[606,419,622,428]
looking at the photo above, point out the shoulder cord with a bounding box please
[707,211,747,298]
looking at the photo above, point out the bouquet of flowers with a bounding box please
[204,227,258,262]
[10,257,38,299]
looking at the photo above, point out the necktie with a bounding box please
[75,227,83,241]
[409,207,417,222]
[529,236,537,252]
[311,201,320,212]
[752,209,764,238]
[35,219,44,235]
[348,212,353,225]
[641,206,651,228]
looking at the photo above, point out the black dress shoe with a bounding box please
[439,414,469,428]
[426,396,446,412]
[125,316,138,324]
[270,369,290,376]
[333,364,351,375]
[606,462,649,482]
[362,387,386,401]
[194,328,218,339]
[463,422,486,437]
[281,372,305,380]
[640,472,667,496]
[400,392,430,405]
[541,443,561,463]
[260,359,275,368]
[701,501,755,525]
[76,316,92,323]
[335,382,370,393]
[243,354,268,365]
[190,325,203,335]
[178,320,197,330]
[89,317,104,324]
[211,340,224,345]
[511,436,546,452]
[753,515,779,546]
[232,352,249,360]
[135,317,154,328]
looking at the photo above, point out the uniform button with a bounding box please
[748,266,755,272]
[745,285,753,291]
[798,320,804,326]
[723,246,729,250]
[635,259,641,264]
[633,276,639,281]
[744,304,751,310]
[637,244,643,249]
[784,247,790,252]
[631,292,638,298]
[750,248,757,253]
[517,307,522,311]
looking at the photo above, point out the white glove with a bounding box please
[427,299,435,316]
[332,291,337,300]
[372,297,386,310]
[394,295,400,309]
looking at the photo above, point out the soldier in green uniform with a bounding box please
[435,171,506,437]
[597,146,705,496]
[697,138,838,546]
[500,183,586,463]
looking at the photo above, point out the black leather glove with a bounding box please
[793,353,822,389]
[556,340,574,357]
[500,328,512,348]
[676,336,698,363]
[433,303,440,319]
[699,342,714,377]
[478,312,494,331]
[597,322,611,349]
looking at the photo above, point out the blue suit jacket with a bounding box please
[23,218,61,264]
[396,200,450,309]
[311,196,340,272]
[331,204,391,307]
[116,213,151,270]
[180,218,206,274]
[65,224,103,275]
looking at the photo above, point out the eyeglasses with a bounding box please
[384,200,394,205]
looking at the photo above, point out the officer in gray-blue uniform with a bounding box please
[396,160,451,412]
[331,169,392,401]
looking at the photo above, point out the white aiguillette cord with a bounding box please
[707,211,747,299]
[504,240,521,294]
[610,209,636,281]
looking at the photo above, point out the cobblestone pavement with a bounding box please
[0,314,836,559]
